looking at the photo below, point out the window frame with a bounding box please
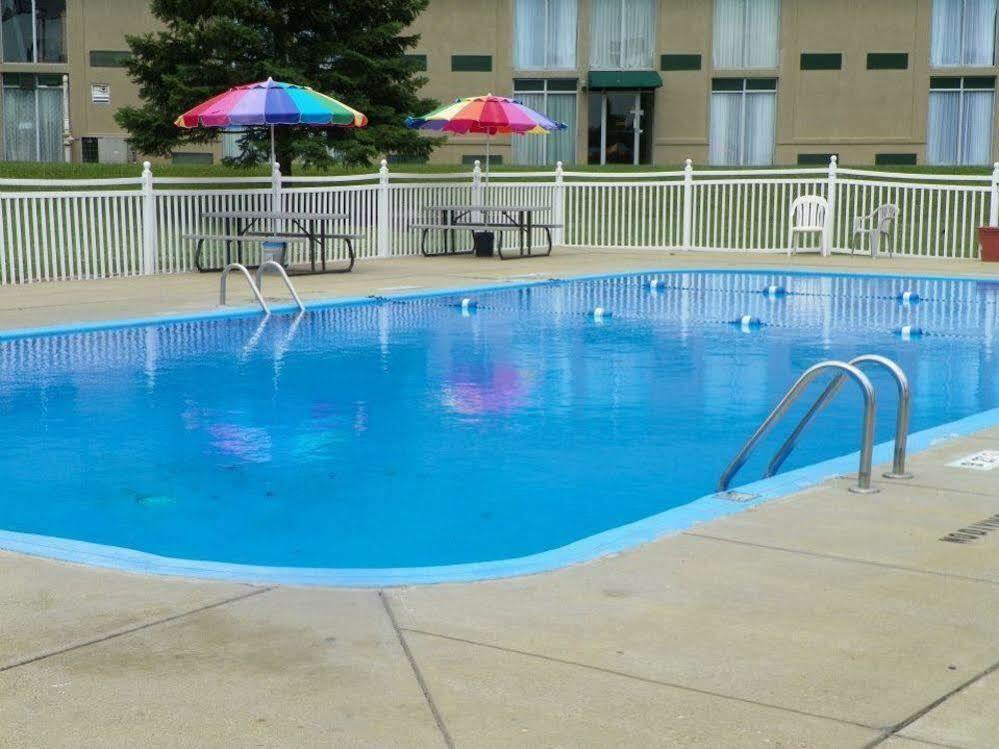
[927,75,997,165]
[2,0,66,63]
[1,72,64,162]
[513,0,577,71]
[709,77,778,166]
[512,78,578,165]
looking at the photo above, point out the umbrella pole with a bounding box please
[270,125,276,169]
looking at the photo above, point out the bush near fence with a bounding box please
[1,157,997,285]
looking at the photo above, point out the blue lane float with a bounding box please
[589,307,612,321]
[647,278,666,292]
[732,314,763,332]
[897,290,921,305]
[761,284,787,298]
[895,325,924,340]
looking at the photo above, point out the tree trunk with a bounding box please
[274,129,294,176]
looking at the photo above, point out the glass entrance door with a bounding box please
[587,90,653,165]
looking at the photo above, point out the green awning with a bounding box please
[587,71,663,90]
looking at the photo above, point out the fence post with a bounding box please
[990,162,999,227]
[378,158,391,258]
[681,158,693,250]
[553,160,565,246]
[472,159,483,203]
[271,160,282,216]
[824,155,838,256]
[141,161,158,274]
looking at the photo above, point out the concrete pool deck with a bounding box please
[2,249,999,747]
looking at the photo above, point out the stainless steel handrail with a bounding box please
[766,355,912,481]
[718,361,879,495]
[255,260,305,312]
[220,263,270,314]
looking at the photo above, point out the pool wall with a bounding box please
[2,266,997,586]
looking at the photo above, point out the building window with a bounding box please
[713,0,780,69]
[1,73,63,162]
[451,55,492,72]
[1,0,65,62]
[89,50,132,68]
[514,0,577,70]
[512,79,577,165]
[800,53,841,71]
[589,0,656,70]
[867,52,908,70]
[927,76,995,165]
[709,78,777,166]
[930,0,997,67]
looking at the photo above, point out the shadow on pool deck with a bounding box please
[2,250,999,747]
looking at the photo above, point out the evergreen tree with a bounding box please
[116,0,439,171]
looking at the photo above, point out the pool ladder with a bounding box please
[718,355,912,495]
[219,261,304,314]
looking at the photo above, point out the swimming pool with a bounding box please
[2,269,999,585]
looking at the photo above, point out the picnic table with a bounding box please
[411,204,560,260]
[187,210,359,274]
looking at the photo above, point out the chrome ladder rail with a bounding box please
[718,361,879,495]
[767,355,912,481]
[220,263,269,314]
[256,260,305,312]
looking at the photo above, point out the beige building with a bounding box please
[1,0,997,168]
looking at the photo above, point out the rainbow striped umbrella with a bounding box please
[406,94,565,178]
[175,78,367,166]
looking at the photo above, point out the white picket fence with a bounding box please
[0,157,997,285]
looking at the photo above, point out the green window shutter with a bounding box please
[800,53,842,70]
[867,53,908,70]
[452,55,492,72]
[404,54,427,72]
[588,71,663,89]
[797,153,837,166]
[89,50,132,68]
[660,54,701,71]
[875,153,917,166]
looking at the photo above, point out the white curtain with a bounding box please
[590,0,653,69]
[709,92,742,165]
[1,0,32,62]
[714,0,780,69]
[961,90,994,163]
[2,86,36,161]
[548,0,577,69]
[546,93,577,163]
[931,0,997,65]
[713,0,743,68]
[515,0,547,69]
[927,91,962,164]
[512,93,576,165]
[37,85,63,162]
[590,0,619,69]
[964,0,997,65]
[743,92,776,165]
[744,0,780,68]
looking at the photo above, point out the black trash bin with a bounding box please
[473,231,495,257]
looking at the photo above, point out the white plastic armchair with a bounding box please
[787,195,829,256]
[851,204,898,258]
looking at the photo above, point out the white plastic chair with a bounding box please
[787,195,829,256]
[851,204,898,258]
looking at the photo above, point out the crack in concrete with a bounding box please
[379,592,454,749]
[0,585,274,673]
[683,532,999,586]
[861,655,999,748]
[400,626,879,734]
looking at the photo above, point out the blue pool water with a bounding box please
[2,269,999,577]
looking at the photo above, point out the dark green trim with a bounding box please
[875,153,917,166]
[930,76,962,89]
[587,70,663,89]
[866,52,908,70]
[800,53,842,70]
[461,154,502,165]
[89,50,131,68]
[660,54,701,71]
[451,55,492,72]
[711,78,743,91]
[797,153,837,166]
[965,76,996,89]
[513,78,577,92]
[746,77,777,91]
[931,75,996,89]
[404,54,427,72]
